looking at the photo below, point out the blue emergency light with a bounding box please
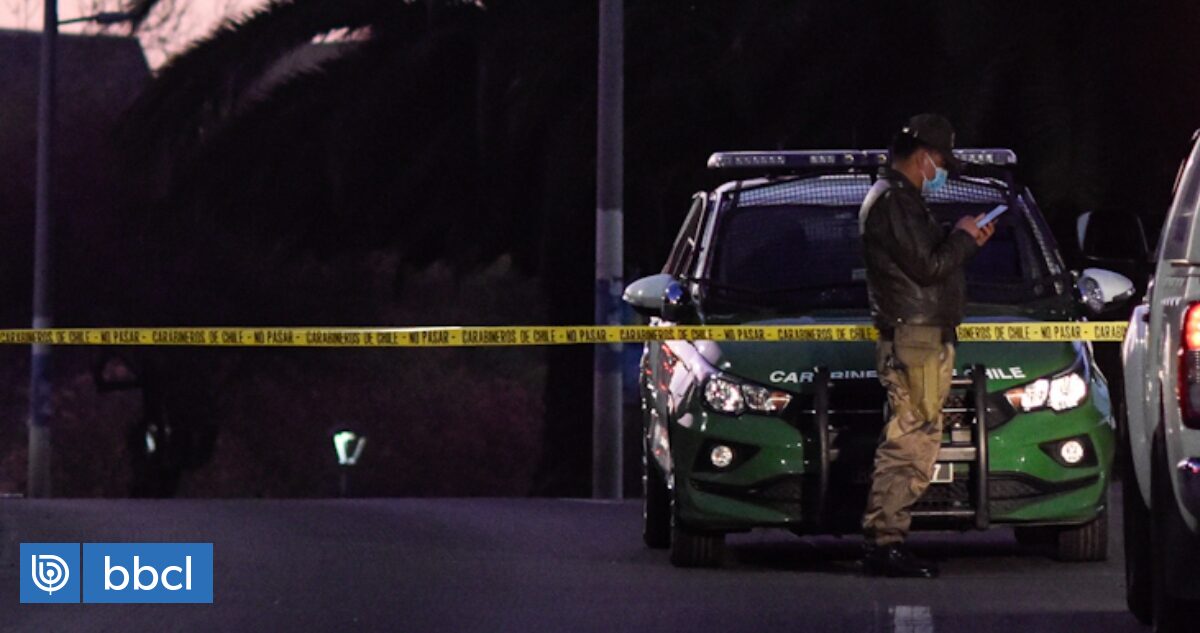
[707,148,1018,170]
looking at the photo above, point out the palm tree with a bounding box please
[112,0,609,495]
[108,0,1132,497]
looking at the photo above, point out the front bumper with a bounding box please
[670,379,1114,532]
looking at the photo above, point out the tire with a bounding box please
[668,489,725,567]
[1120,401,1153,624]
[1053,508,1108,562]
[642,450,671,550]
[1013,508,1109,562]
[1151,428,1200,633]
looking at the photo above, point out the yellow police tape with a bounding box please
[0,322,1127,348]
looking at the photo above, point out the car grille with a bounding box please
[914,473,1102,516]
[784,380,1013,431]
[942,393,968,427]
[914,480,971,511]
[692,472,1101,521]
[689,475,808,518]
[987,473,1100,515]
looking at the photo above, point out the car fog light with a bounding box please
[1060,440,1085,465]
[710,445,734,469]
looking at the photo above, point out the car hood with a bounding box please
[700,315,1084,394]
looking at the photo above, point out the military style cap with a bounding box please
[900,113,961,173]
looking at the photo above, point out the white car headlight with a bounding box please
[1014,378,1050,410]
[703,375,791,416]
[1047,372,1088,411]
[742,383,792,413]
[704,375,745,414]
[1004,371,1087,412]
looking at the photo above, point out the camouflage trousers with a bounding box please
[862,324,956,546]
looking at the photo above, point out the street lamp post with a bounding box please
[27,4,137,498]
[593,0,624,500]
[27,0,59,499]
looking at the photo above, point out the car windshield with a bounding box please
[702,175,1056,313]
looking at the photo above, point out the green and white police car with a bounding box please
[624,149,1130,567]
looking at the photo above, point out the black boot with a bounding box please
[862,542,939,578]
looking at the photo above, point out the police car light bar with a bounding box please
[706,148,1018,170]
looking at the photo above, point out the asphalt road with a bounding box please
[0,487,1144,633]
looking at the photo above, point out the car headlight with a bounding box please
[1004,371,1087,412]
[703,374,791,415]
[704,375,745,414]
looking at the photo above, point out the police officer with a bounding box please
[858,113,995,577]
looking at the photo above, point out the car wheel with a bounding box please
[1052,507,1108,562]
[1013,506,1109,562]
[642,450,671,550]
[1121,402,1153,624]
[668,488,724,567]
[1151,428,1200,633]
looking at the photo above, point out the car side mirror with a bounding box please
[660,280,692,322]
[1078,267,1136,313]
[622,274,693,321]
[623,274,674,317]
[1076,211,1148,265]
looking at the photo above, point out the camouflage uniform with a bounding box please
[858,156,978,547]
[861,324,956,545]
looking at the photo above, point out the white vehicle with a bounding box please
[1120,134,1200,632]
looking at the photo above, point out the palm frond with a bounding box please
[115,0,460,176]
[123,0,163,30]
